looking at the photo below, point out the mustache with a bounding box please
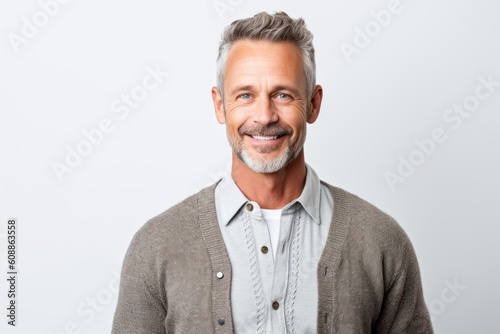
[239,124,293,137]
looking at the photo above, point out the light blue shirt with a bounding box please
[214,165,334,334]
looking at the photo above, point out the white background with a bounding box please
[1,0,499,333]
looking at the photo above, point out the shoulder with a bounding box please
[318,182,432,331]
[321,180,411,251]
[126,183,218,258]
[321,181,421,284]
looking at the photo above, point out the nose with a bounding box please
[252,97,279,125]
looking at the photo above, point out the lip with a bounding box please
[245,134,286,146]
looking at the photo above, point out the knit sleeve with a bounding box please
[111,221,167,334]
[373,237,433,334]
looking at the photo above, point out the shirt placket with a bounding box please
[243,201,275,333]
[269,205,298,333]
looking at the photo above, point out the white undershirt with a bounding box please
[260,208,282,260]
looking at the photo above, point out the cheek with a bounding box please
[225,110,251,131]
[225,117,245,138]
[284,111,307,132]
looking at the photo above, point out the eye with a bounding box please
[238,93,252,99]
[275,93,291,99]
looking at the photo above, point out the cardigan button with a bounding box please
[261,246,269,254]
[272,301,280,310]
[216,271,224,279]
[218,318,225,325]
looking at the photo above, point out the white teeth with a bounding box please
[252,135,277,140]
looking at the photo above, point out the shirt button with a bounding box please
[272,301,279,310]
[246,203,254,211]
[261,246,268,254]
[216,271,224,279]
[218,318,225,325]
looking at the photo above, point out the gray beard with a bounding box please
[230,134,305,174]
[238,145,294,173]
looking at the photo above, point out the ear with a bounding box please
[307,84,323,124]
[212,86,226,124]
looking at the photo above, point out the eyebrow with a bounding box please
[229,85,254,96]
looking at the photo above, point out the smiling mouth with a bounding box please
[251,135,280,141]
[241,125,292,142]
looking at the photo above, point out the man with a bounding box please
[112,11,433,333]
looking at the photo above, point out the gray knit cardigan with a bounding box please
[112,181,433,333]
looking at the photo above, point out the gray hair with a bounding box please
[216,11,316,100]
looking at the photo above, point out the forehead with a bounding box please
[224,39,305,88]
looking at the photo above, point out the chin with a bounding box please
[239,148,295,174]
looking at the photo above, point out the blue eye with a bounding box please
[276,93,290,99]
[239,93,251,99]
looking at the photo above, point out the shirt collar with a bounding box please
[215,164,322,225]
[215,176,248,226]
[291,164,321,224]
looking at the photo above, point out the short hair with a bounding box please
[216,11,316,100]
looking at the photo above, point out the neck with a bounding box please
[231,150,307,209]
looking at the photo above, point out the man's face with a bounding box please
[213,40,320,174]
